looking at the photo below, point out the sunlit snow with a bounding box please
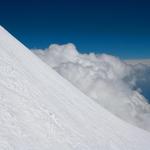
[0,26,150,149]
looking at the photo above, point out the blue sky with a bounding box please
[0,0,150,59]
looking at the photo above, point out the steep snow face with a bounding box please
[0,26,150,150]
[34,44,150,131]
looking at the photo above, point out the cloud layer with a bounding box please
[33,43,150,131]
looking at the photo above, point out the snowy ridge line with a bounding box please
[1,27,148,132]
[0,25,150,149]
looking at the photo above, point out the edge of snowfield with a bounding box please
[0,26,150,150]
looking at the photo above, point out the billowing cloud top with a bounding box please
[33,43,150,131]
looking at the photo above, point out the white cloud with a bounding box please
[33,43,150,131]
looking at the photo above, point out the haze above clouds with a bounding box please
[33,43,150,131]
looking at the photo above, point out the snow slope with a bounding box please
[0,26,150,149]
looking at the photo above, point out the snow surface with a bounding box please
[0,26,150,149]
[34,44,150,131]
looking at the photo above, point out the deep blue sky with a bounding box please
[0,0,150,59]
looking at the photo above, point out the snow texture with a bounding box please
[34,44,150,131]
[0,26,150,149]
